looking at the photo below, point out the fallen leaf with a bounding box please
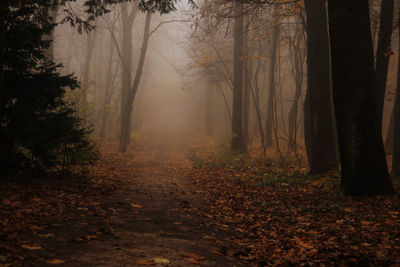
[187,258,200,264]
[46,259,66,264]
[376,250,388,259]
[84,235,97,240]
[21,244,42,250]
[151,258,170,264]
[0,255,7,262]
[181,251,205,260]
[136,259,154,265]
[38,233,54,238]
[210,249,223,256]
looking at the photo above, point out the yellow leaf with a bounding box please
[46,259,66,264]
[131,203,142,208]
[151,258,170,264]
[21,244,42,250]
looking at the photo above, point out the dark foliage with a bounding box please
[59,0,177,33]
[0,1,97,176]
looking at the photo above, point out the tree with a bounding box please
[119,11,152,152]
[1,1,96,175]
[80,27,97,114]
[391,12,400,178]
[303,0,338,174]
[265,15,279,148]
[374,0,394,128]
[287,17,305,154]
[231,0,245,150]
[327,0,394,195]
[118,1,140,152]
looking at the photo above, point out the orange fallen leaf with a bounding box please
[46,259,66,264]
[85,235,97,240]
[187,258,200,264]
[136,259,154,265]
[21,244,42,250]
[181,251,205,261]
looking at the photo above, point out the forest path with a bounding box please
[15,140,239,266]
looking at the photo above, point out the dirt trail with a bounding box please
[16,142,239,266]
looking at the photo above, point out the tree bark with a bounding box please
[391,12,400,178]
[80,30,96,113]
[374,0,394,128]
[118,1,139,152]
[265,21,279,147]
[100,35,115,139]
[231,0,245,151]
[0,1,5,113]
[327,0,394,195]
[288,25,304,153]
[243,21,250,146]
[304,0,338,174]
[119,12,151,152]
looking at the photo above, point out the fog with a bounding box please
[51,0,398,153]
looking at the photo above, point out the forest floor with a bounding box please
[1,137,400,266]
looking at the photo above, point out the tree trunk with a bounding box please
[391,13,400,178]
[243,22,250,146]
[80,30,96,113]
[327,0,394,195]
[205,85,214,136]
[385,108,394,154]
[265,21,280,147]
[374,0,394,127]
[304,0,338,174]
[288,25,304,153]
[118,1,139,152]
[44,7,58,59]
[100,35,115,139]
[231,0,245,151]
[119,12,151,152]
[0,1,4,112]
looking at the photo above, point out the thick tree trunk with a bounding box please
[374,0,394,127]
[327,0,394,195]
[304,0,338,174]
[391,16,400,178]
[118,1,139,152]
[385,111,394,154]
[0,1,4,112]
[231,0,245,151]
[119,12,151,152]
[265,22,279,147]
